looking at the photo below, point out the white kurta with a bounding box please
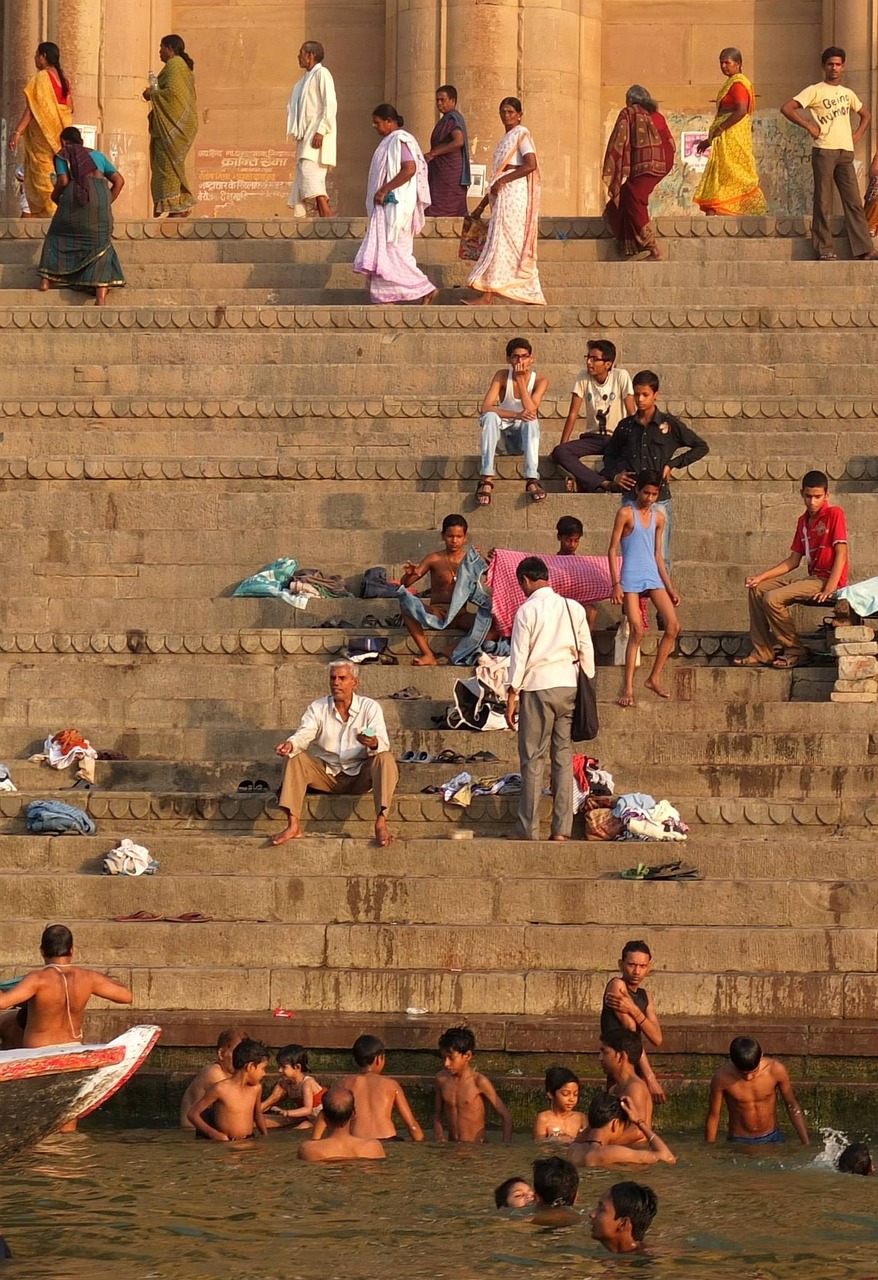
[286,63,337,168]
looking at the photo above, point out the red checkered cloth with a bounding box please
[488,549,617,636]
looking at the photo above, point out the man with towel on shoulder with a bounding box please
[286,40,337,218]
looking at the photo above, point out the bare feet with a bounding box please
[271,820,303,846]
[549,834,568,842]
[38,278,50,292]
[420,288,438,306]
[411,653,438,666]
[375,816,394,847]
[617,693,636,708]
[644,678,670,699]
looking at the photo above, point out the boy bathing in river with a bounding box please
[187,1038,269,1142]
[434,1026,513,1143]
[311,1034,423,1142]
[705,1036,810,1145]
[179,1027,245,1129]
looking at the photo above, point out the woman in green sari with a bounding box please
[143,34,197,217]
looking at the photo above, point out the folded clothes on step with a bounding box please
[488,549,617,635]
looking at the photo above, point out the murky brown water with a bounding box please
[1,1129,877,1279]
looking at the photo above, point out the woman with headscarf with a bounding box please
[602,86,675,260]
[694,48,767,216]
[38,126,125,306]
[143,34,197,217]
[7,43,73,219]
[353,104,436,305]
[466,97,545,305]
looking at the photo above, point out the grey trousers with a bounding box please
[811,148,872,258]
[516,686,576,840]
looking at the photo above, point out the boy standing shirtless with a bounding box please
[180,1027,245,1128]
[601,940,665,1103]
[311,1034,423,1141]
[434,1026,512,1143]
[705,1036,810,1145]
[399,514,490,666]
[187,1038,270,1142]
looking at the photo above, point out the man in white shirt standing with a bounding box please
[506,558,595,841]
[287,40,337,218]
[782,47,878,262]
[272,660,398,847]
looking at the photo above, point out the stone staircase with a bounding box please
[1,214,878,1067]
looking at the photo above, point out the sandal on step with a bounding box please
[771,655,800,669]
[476,478,494,507]
[525,480,547,502]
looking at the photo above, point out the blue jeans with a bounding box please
[622,496,672,574]
[479,412,540,480]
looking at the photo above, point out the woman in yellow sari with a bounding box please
[694,48,767,216]
[143,34,198,216]
[8,43,73,219]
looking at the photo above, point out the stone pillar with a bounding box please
[390,0,441,152]
[824,0,875,163]
[1,0,43,215]
[445,0,519,180]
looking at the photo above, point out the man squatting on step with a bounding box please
[272,659,398,848]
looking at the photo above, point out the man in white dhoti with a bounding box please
[286,41,337,218]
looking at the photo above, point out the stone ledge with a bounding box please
[2,454,876,484]
[0,215,837,243]
[3,305,878,332]
[1,395,874,421]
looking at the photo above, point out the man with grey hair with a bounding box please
[272,660,397,846]
[286,40,337,218]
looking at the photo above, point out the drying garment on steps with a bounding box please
[398,546,495,665]
[488,549,617,635]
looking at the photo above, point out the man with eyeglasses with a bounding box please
[552,339,636,494]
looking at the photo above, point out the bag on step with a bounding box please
[443,678,508,732]
[102,839,158,876]
[26,799,95,837]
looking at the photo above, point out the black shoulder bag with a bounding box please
[564,600,599,741]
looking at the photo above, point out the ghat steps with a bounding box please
[0,217,877,1046]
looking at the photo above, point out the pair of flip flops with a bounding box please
[620,860,700,881]
[436,749,499,765]
[113,910,215,923]
[317,618,357,629]
[399,751,432,763]
[237,780,270,792]
[389,686,424,700]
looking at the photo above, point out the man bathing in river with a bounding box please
[434,1026,513,1143]
[0,923,132,1049]
[298,1087,386,1162]
[187,1038,270,1142]
[272,659,398,848]
[705,1035,810,1145]
[569,1094,676,1169]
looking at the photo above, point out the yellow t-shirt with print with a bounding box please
[794,82,863,150]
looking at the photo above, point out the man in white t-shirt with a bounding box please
[782,46,877,262]
[552,339,636,493]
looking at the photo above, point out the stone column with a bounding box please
[1,0,43,215]
[445,0,520,180]
[824,0,875,163]
[390,0,441,151]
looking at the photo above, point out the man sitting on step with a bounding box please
[272,659,398,847]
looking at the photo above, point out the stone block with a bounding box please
[269,967,525,1016]
[831,692,878,703]
[837,657,878,680]
[833,679,878,694]
[831,643,878,656]
[833,627,877,642]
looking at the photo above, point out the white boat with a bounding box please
[0,1024,160,1161]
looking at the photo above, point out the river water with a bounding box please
[1,1129,877,1279]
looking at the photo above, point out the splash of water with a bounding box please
[811,1126,849,1169]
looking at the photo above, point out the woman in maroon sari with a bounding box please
[602,85,675,260]
[424,84,471,216]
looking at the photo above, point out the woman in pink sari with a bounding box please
[466,98,545,306]
[353,104,436,305]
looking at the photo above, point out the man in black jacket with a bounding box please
[602,370,709,570]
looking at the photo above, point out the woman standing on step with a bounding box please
[8,43,73,219]
[602,86,675,260]
[353,104,437,305]
[38,127,126,306]
[143,34,197,218]
[466,97,545,306]
[693,49,767,217]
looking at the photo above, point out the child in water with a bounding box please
[188,1038,270,1142]
[260,1044,326,1129]
[533,1066,586,1142]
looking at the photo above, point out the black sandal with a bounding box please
[525,480,547,503]
[476,478,494,507]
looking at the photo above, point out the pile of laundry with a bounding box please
[0,764,16,793]
[30,729,98,785]
[572,758,689,843]
[360,566,401,599]
[232,558,353,608]
[102,839,159,876]
[427,771,522,806]
[288,569,352,600]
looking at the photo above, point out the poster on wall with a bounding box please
[196,146,297,214]
[681,131,709,171]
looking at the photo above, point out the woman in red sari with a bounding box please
[602,86,675,260]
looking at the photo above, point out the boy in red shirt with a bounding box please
[735,470,848,669]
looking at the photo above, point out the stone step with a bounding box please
[3,833,875,881]
[0,869,874,930]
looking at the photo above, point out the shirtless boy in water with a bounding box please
[311,1034,423,1142]
[400,514,479,666]
[0,923,132,1048]
[705,1036,809,1145]
[434,1026,512,1143]
[187,1038,269,1142]
[179,1027,245,1128]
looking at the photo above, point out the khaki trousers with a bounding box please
[516,686,576,840]
[278,752,399,820]
[748,576,825,662]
